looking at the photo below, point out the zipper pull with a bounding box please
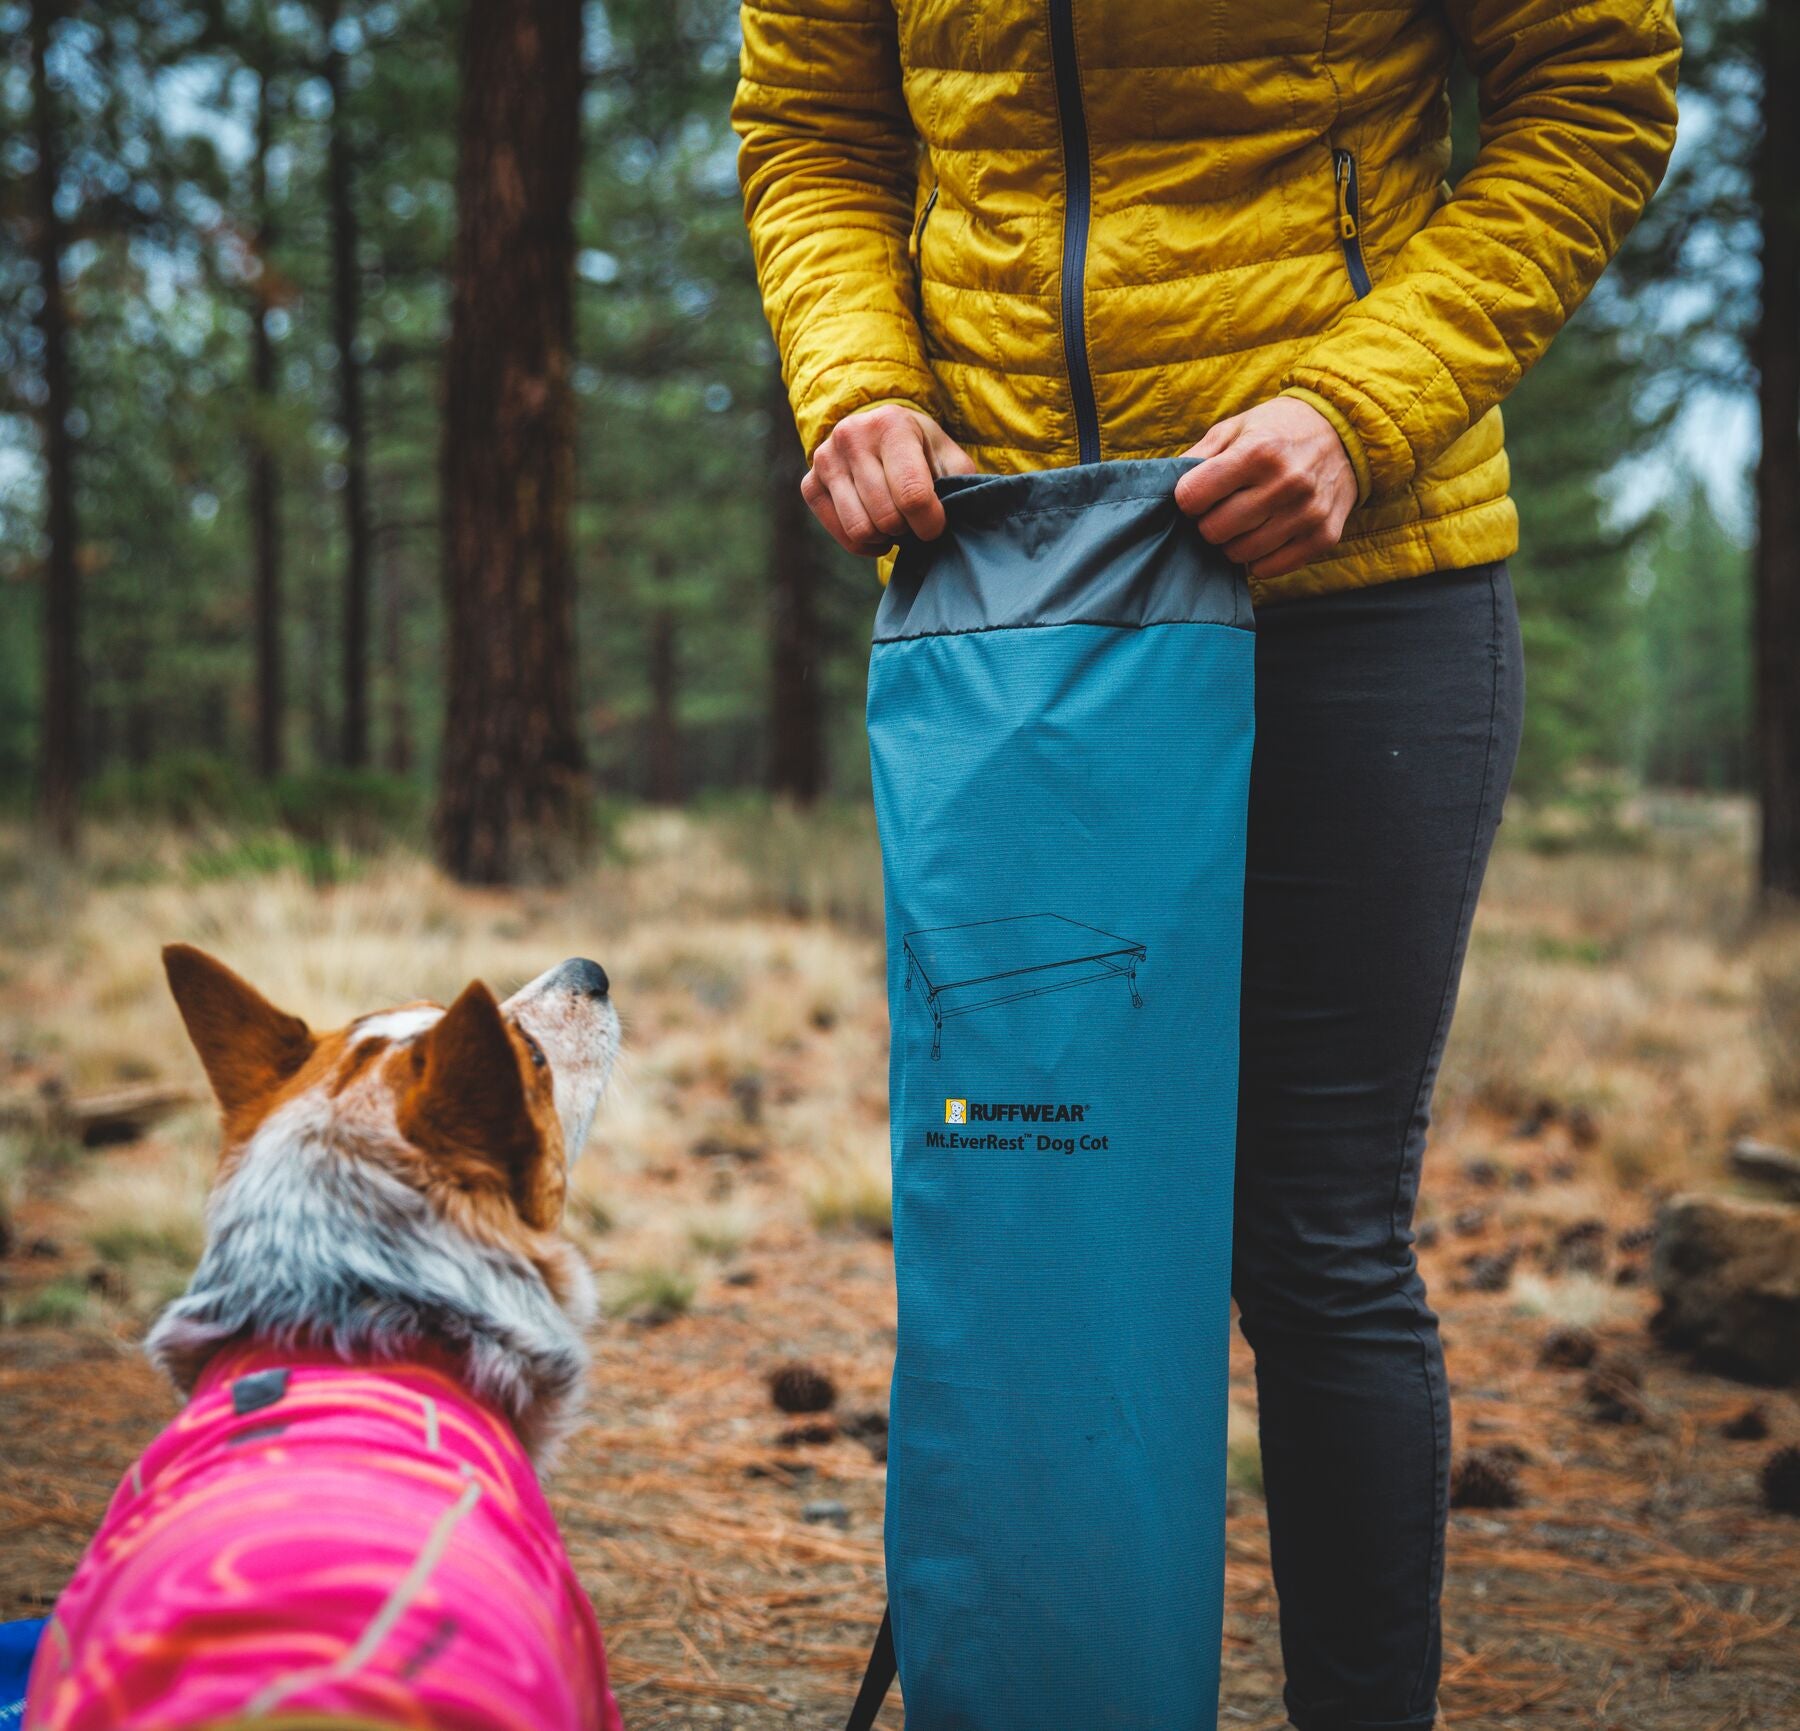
[913,184,939,253]
[1334,150,1358,241]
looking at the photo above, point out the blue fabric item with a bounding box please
[867,459,1255,1729]
[0,1619,47,1728]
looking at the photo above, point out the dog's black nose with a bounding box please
[558,957,610,1000]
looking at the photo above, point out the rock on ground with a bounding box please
[1729,1137,1800,1203]
[1652,1192,1800,1385]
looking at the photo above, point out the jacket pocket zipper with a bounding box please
[910,184,938,315]
[1333,149,1372,299]
[912,184,939,258]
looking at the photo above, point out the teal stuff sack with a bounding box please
[849,458,1255,1729]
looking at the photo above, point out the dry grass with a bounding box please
[69,1122,212,1295]
[1437,800,1796,1188]
[796,1130,894,1240]
[1756,917,1800,1109]
[3,796,1798,1728]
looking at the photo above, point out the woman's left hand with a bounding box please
[1174,398,1359,580]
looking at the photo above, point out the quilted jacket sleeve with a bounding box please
[732,0,939,458]
[1281,0,1680,501]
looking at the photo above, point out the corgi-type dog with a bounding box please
[25,947,626,1731]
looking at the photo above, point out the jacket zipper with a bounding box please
[1333,148,1373,299]
[1047,0,1101,465]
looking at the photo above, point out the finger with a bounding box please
[846,445,907,542]
[867,417,950,532]
[1173,415,1246,515]
[1195,481,1284,548]
[1222,509,1305,568]
[801,473,859,556]
[928,432,979,478]
[1247,530,1333,582]
[803,470,881,557]
[1194,414,1245,460]
[1174,438,1257,518]
[879,429,947,540]
[819,463,885,552]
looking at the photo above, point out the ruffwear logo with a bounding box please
[948,1099,1088,1123]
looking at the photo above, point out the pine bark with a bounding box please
[322,0,371,768]
[646,587,680,803]
[31,0,78,850]
[766,384,826,803]
[1755,3,1800,903]
[380,513,412,776]
[434,0,586,884]
[250,55,284,779]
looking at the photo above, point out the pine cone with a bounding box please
[1459,1247,1518,1293]
[1545,1218,1608,1276]
[1583,1356,1648,1426]
[1538,1325,1598,1370]
[1450,1448,1523,1510]
[1762,1445,1800,1517]
[768,1361,837,1415]
[776,1421,838,1448]
[1722,1404,1770,1442]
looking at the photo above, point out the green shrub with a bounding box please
[611,1264,697,1321]
[84,753,261,826]
[84,754,424,853]
[6,1278,91,1328]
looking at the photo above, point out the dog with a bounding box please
[24,947,626,1731]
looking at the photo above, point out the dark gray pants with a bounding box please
[1233,562,1524,1731]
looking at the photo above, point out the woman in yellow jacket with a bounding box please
[735,4,1678,1725]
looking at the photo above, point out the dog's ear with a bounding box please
[163,944,314,1120]
[398,979,542,1203]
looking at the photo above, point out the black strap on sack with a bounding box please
[843,1604,896,1730]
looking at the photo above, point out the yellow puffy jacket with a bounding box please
[733,0,1679,602]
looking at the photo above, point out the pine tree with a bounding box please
[1752,2,1800,898]
[434,0,587,882]
[28,0,79,847]
[1630,487,1752,790]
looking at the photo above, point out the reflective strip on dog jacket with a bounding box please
[24,1342,623,1731]
[862,460,1254,1729]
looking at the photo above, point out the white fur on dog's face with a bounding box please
[348,959,620,1166]
[503,960,620,1161]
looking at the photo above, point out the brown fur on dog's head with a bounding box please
[166,947,577,1232]
[152,948,620,1457]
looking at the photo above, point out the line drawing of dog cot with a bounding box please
[901,913,1147,1060]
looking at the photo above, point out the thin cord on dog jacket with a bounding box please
[24,1342,623,1731]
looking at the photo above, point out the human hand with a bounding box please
[801,404,977,556]
[1173,397,1359,581]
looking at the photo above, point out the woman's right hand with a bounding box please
[802,404,977,555]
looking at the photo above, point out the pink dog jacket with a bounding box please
[25,1342,624,1731]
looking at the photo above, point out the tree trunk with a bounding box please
[1756,3,1800,905]
[323,0,371,769]
[31,0,78,850]
[434,0,586,884]
[766,383,827,803]
[381,525,412,776]
[251,52,285,779]
[304,589,333,764]
[646,587,680,803]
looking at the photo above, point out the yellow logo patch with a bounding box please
[944,1098,968,1124]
